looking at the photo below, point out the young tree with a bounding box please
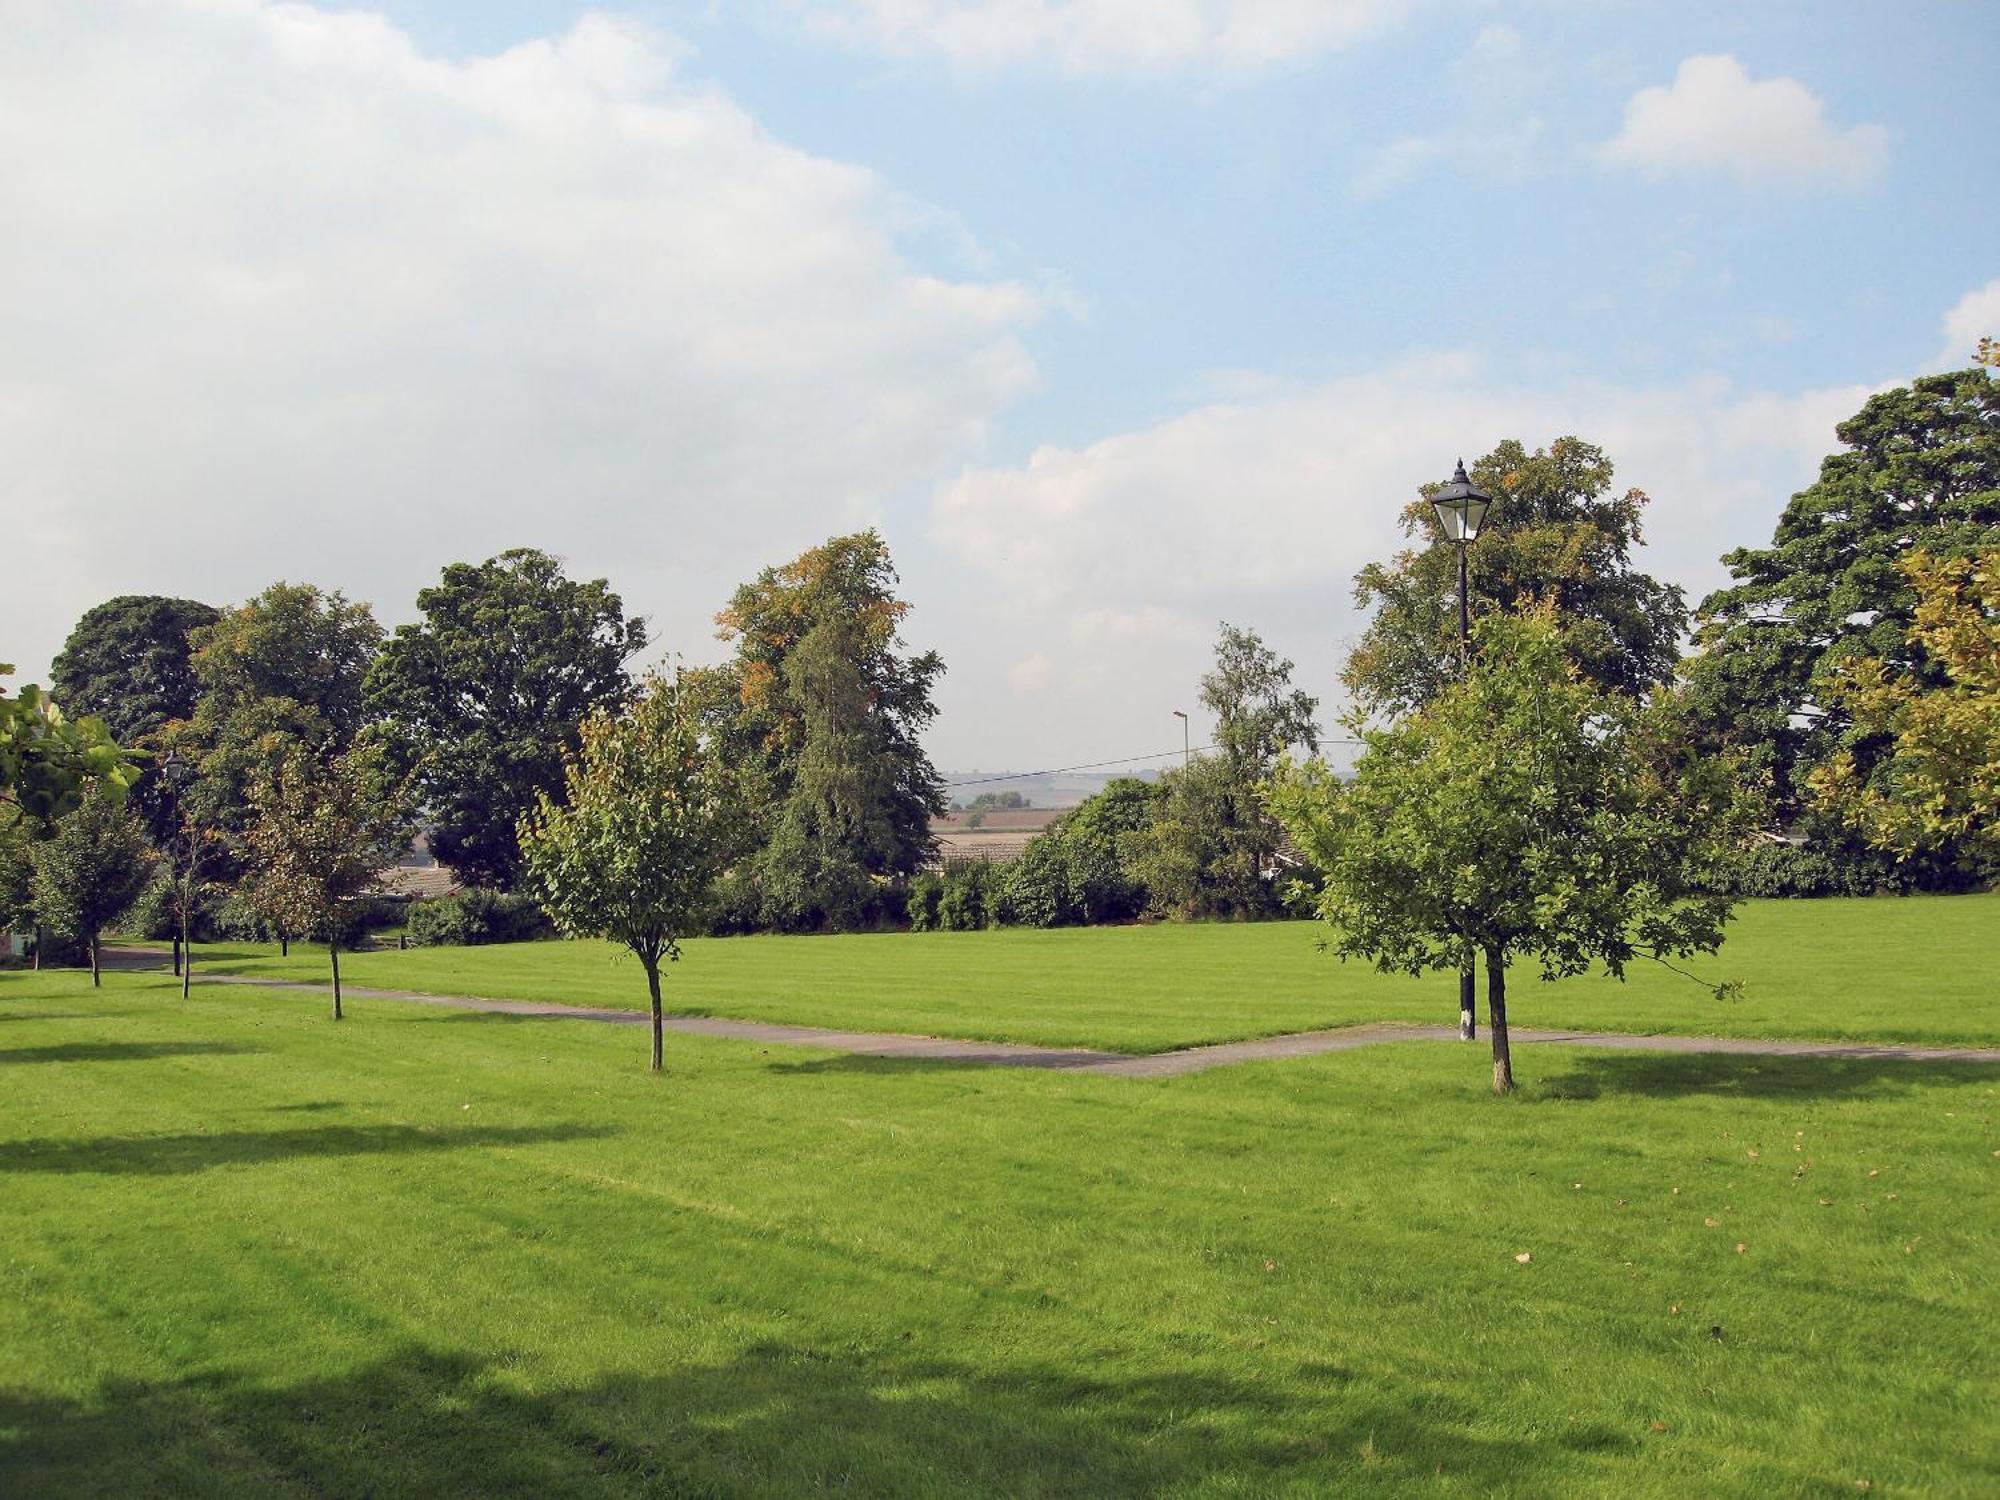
[30,787,155,986]
[1687,370,1999,881]
[1808,549,2000,873]
[245,740,415,1019]
[52,595,219,746]
[366,549,646,889]
[518,674,746,1072]
[1346,438,1687,716]
[1005,777,1162,927]
[1272,612,1751,1093]
[698,532,944,931]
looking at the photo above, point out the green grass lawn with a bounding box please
[0,967,1994,1496]
[183,891,2000,1052]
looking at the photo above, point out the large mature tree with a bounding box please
[51,596,219,747]
[1687,370,2000,871]
[1121,623,1317,920]
[519,674,745,1072]
[1346,438,1687,716]
[698,531,945,931]
[1808,549,2000,873]
[245,739,415,1019]
[366,549,646,889]
[1273,611,1752,1093]
[30,786,155,986]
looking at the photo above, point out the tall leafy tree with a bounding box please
[51,596,219,747]
[1005,777,1163,927]
[1808,549,2000,873]
[245,739,415,1019]
[1274,611,1752,1093]
[1121,623,1316,920]
[1345,438,1686,716]
[700,531,945,931]
[1687,370,2000,874]
[366,549,646,889]
[518,674,746,1072]
[30,786,155,986]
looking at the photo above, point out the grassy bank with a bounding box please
[1,969,1994,1496]
[179,891,2000,1052]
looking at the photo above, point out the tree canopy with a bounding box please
[1687,370,2000,874]
[30,785,154,986]
[699,531,945,931]
[518,674,745,1071]
[52,595,220,747]
[1808,548,2000,874]
[0,668,141,837]
[366,549,646,889]
[1345,438,1687,716]
[1274,610,1751,1092]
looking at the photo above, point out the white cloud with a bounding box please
[0,1,1043,689]
[1939,278,2000,367]
[1597,55,1887,187]
[1007,651,1052,692]
[934,356,1877,740]
[1353,117,1544,199]
[789,0,1415,72]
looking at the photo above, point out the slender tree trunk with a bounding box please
[89,931,101,988]
[172,932,182,977]
[644,956,664,1073]
[32,924,40,971]
[1486,946,1513,1095]
[181,912,192,1002]
[1458,967,1476,1041]
[330,943,343,1021]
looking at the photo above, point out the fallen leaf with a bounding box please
[1515,1252,1532,1264]
[1746,1148,1760,1160]
[1669,1303,1680,1315]
[1868,1168,1880,1178]
[1735,1243,1747,1255]
[1886,1193,1898,1201]
[1818,1198,1833,1207]
[1704,1217,1721,1228]
[1649,1421,1668,1433]
[1263,1260,1277,1272]
[1573,1182,1584,1190]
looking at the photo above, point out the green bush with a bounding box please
[935,860,1005,931]
[404,889,551,947]
[906,872,944,931]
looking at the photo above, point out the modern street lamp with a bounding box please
[1172,709,1190,770]
[1430,458,1493,1041]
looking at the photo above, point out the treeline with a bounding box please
[2,363,1994,977]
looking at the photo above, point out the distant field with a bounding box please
[184,891,2000,1052]
[2,971,1994,1496]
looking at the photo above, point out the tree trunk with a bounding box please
[172,932,182,977]
[644,957,664,1073]
[32,925,40,971]
[1458,967,1476,1041]
[181,918,192,1002]
[330,944,343,1021]
[1486,946,1514,1095]
[89,931,101,988]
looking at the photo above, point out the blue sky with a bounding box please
[3,2,1995,771]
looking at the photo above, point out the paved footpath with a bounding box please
[155,966,2000,1078]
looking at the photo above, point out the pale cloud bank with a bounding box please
[1598,54,1887,188]
[0,0,1042,687]
[789,0,1414,72]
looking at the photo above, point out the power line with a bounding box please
[945,738,1364,790]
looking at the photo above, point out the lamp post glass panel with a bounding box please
[1429,459,1492,1040]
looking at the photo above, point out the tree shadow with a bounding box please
[0,1011,92,1023]
[1532,1051,1998,1103]
[0,1041,259,1066]
[763,1050,1118,1077]
[0,1122,616,1176]
[0,1339,1584,1498]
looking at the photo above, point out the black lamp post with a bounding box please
[1429,458,1492,1041]
[159,750,196,998]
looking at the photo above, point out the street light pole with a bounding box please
[1172,710,1190,771]
[1429,458,1493,1043]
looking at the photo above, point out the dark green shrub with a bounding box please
[936,860,1005,931]
[906,872,944,931]
[405,889,551,947]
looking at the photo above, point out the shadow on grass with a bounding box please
[0,1341,1592,1498]
[0,1011,92,1023]
[0,1041,259,1066]
[1534,1051,1998,1102]
[765,1050,1117,1077]
[0,1122,615,1176]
